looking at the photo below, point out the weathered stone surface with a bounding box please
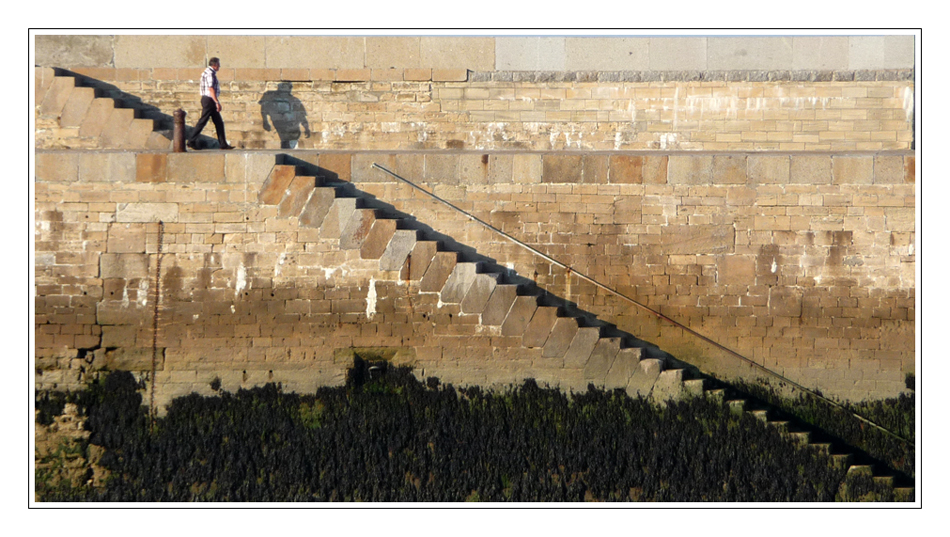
[126,119,155,149]
[407,240,438,280]
[298,188,336,228]
[107,223,146,253]
[522,306,558,348]
[99,108,135,148]
[605,347,642,390]
[584,338,621,383]
[258,165,298,205]
[278,175,317,217]
[39,76,75,119]
[440,262,478,303]
[340,208,376,249]
[78,98,114,138]
[419,251,456,292]
[481,284,518,326]
[542,317,579,358]
[319,198,357,239]
[379,229,417,271]
[563,327,601,368]
[100,253,148,279]
[500,296,538,337]
[59,87,96,128]
[650,369,686,402]
[627,359,665,398]
[459,273,498,314]
[361,219,398,260]
[661,225,735,255]
[116,202,178,223]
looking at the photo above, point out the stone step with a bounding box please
[340,208,377,249]
[893,487,915,502]
[522,305,559,348]
[704,388,727,401]
[126,118,156,148]
[299,187,337,229]
[809,443,833,456]
[846,465,874,477]
[627,358,664,397]
[278,176,318,218]
[145,130,172,150]
[683,378,706,396]
[650,368,685,401]
[500,295,539,337]
[419,251,457,292]
[727,399,749,414]
[787,431,811,446]
[79,98,115,138]
[604,347,642,390]
[379,229,418,272]
[440,262,479,304]
[407,240,439,280]
[60,87,96,127]
[39,75,75,118]
[361,219,399,260]
[459,272,498,315]
[583,337,621,384]
[35,67,57,104]
[541,316,580,358]
[319,197,358,239]
[480,284,519,326]
[749,409,770,422]
[259,165,299,205]
[830,453,853,468]
[99,107,136,148]
[563,326,601,368]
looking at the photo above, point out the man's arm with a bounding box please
[209,86,221,112]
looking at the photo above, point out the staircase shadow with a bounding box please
[55,68,218,148]
[278,154,676,363]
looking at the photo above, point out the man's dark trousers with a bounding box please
[189,96,227,147]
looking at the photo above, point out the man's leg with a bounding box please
[188,97,215,147]
[210,109,228,148]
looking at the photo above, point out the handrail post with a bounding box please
[173,109,187,152]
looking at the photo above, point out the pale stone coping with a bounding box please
[471,69,915,83]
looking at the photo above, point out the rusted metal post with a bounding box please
[173,109,187,152]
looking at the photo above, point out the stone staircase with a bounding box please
[35,68,171,150]
[259,159,914,502]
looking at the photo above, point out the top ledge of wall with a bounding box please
[471,69,915,83]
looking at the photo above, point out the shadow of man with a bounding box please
[259,82,311,149]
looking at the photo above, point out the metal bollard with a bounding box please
[173,109,187,152]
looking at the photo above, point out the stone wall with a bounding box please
[34,150,915,405]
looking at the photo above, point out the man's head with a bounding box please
[209,57,221,70]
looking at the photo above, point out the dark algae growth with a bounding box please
[35,365,909,502]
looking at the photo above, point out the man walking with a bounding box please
[187,57,234,150]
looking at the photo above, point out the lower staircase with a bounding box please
[258,157,915,502]
[35,68,171,150]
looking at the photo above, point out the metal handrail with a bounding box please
[371,162,913,445]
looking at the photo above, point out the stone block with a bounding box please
[79,98,115,138]
[79,152,136,183]
[608,155,644,184]
[565,37,649,70]
[584,338,621,383]
[849,35,916,70]
[627,358,664,397]
[35,35,114,68]
[661,224,734,255]
[265,36,364,69]
[833,156,873,184]
[459,273,498,314]
[166,153,226,183]
[748,155,790,184]
[296,187,334,229]
[59,87,96,128]
[361,218,398,260]
[336,69,371,81]
[107,223,146,253]
[792,36,849,70]
[501,296,538,337]
[258,164,297,205]
[379,229,417,271]
[708,37,793,70]
[35,67,56,103]
[542,317,579,358]
[432,69,469,82]
[407,240,438,280]
[99,107,135,148]
[100,253,149,279]
[650,369,686,402]
[35,152,79,182]
[99,325,138,348]
[496,37,566,70]
[114,35,207,68]
[712,155,747,184]
[135,153,166,183]
[420,37,494,70]
[481,284,518,326]
[317,153,352,182]
[419,251,457,293]
[440,262,478,303]
[873,155,905,184]
[542,154,582,183]
[513,153,542,183]
[790,155,832,184]
[717,255,755,285]
[339,208,377,249]
[366,36,422,69]
[404,68,432,81]
[278,175,317,217]
[522,306,559,348]
[668,155,713,185]
[208,36,266,68]
[769,287,803,317]
[101,348,158,371]
[648,37,707,70]
[115,202,179,223]
[605,347,642,390]
[563,327,601,368]
[126,119,155,149]
[38,76,75,118]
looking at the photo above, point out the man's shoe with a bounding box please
[186,141,198,150]
[220,144,235,150]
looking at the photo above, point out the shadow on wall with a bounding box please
[277,154,678,365]
[260,82,311,149]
